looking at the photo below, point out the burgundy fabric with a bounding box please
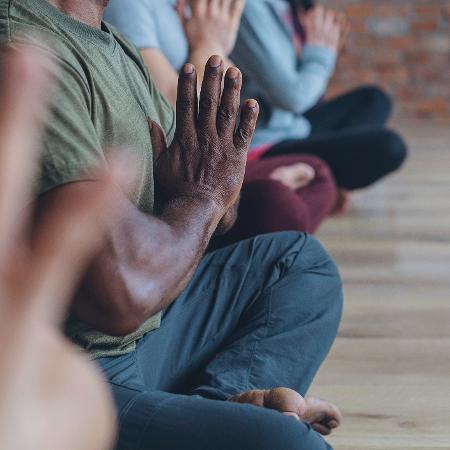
[215,155,337,248]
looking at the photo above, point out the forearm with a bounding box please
[76,194,222,335]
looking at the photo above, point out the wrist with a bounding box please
[163,193,224,223]
[190,43,227,60]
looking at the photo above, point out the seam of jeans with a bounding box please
[135,396,180,450]
[244,287,273,391]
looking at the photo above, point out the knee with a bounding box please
[251,178,293,200]
[294,236,343,324]
[379,129,408,172]
[248,180,312,232]
[358,85,393,115]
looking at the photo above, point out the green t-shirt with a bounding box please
[0,0,176,358]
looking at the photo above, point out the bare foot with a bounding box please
[229,387,306,419]
[332,189,350,215]
[269,163,316,190]
[230,389,342,436]
[303,396,342,436]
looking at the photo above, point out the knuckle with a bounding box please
[200,95,219,112]
[236,127,251,144]
[218,106,236,125]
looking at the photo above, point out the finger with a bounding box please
[28,159,133,324]
[198,55,224,132]
[219,0,229,14]
[217,66,242,137]
[323,10,335,32]
[314,5,324,27]
[208,0,220,16]
[175,63,198,142]
[191,0,207,16]
[234,99,259,153]
[176,0,187,24]
[0,47,52,264]
[230,0,244,19]
[149,119,168,162]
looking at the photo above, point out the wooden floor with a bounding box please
[310,120,450,449]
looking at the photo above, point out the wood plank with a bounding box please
[311,121,450,449]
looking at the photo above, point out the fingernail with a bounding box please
[226,67,240,80]
[208,55,222,68]
[246,99,258,110]
[183,63,194,74]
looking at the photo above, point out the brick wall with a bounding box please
[323,0,450,120]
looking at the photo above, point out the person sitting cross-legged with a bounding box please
[105,0,339,242]
[1,1,343,449]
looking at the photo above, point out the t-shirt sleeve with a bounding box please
[103,0,159,50]
[38,57,106,196]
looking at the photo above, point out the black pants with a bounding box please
[265,86,408,190]
[98,232,343,450]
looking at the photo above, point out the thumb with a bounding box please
[148,119,168,163]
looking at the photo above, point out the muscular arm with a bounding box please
[38,183,221,336]
[37,58,258,337]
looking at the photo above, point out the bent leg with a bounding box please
[304,86,392,133]
[99,233,342,400]
[192,233,343,400]
[218,179,313,244]
[111,384,333,450]
[266,128,408,190]
[214,155,337,247]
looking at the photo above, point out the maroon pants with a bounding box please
[216,155,338,248]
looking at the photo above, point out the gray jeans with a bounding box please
[97,232,343,450]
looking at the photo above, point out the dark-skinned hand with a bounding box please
[150,55,259,224]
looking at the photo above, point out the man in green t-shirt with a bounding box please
[0,1,344,449]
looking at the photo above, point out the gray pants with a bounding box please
[98,232,343,450]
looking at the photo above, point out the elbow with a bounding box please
[104,312,147,337]
[78,282,164,337]
[105,290,161,337]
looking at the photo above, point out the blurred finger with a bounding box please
[323,9,335,32]
[176,0,187,24]
[208,0,220,16]
[0,47,52,263]
[230,0,245,25]
[314,5,324,26]
[190,0,207,16]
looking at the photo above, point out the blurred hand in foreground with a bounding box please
[0,47,122,450]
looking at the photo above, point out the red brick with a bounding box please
[325,0,449,121]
